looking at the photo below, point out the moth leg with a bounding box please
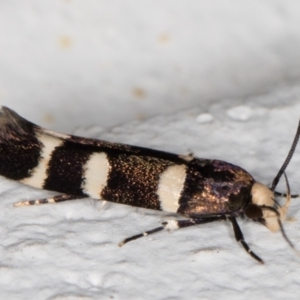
[118,226,165,246]
[228,216,264,264]
[119,216,226,247]
[274,191,299,198]
[13,194,86,207]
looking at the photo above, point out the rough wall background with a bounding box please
[0,1,300,299]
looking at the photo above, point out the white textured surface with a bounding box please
[1,1,300,299]
[1,1,300,131]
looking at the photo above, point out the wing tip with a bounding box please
[0,106,38,143]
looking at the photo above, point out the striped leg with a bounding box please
[119,215,263,263]
[13,194,86,207]
[118,216,226,247]
[228,216,263,264]
[274,191,299,198]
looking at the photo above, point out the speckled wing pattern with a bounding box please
[178,159,255,216]
[0,106,255,216]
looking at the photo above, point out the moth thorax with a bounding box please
[251,182,274,207]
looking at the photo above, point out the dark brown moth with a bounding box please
[0,106,299,263]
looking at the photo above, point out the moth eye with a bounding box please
[245,203,263,219]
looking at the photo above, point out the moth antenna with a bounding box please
[271,119,300,191]
[278,173,291,220]
[275,173,300,257]
[262,205,298,256]
[277,218,300,259]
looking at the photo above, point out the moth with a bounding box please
[0,106,299,263]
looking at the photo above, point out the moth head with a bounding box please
[243,117,300,257]
[245,118,300,236]
[246,182,290,232]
